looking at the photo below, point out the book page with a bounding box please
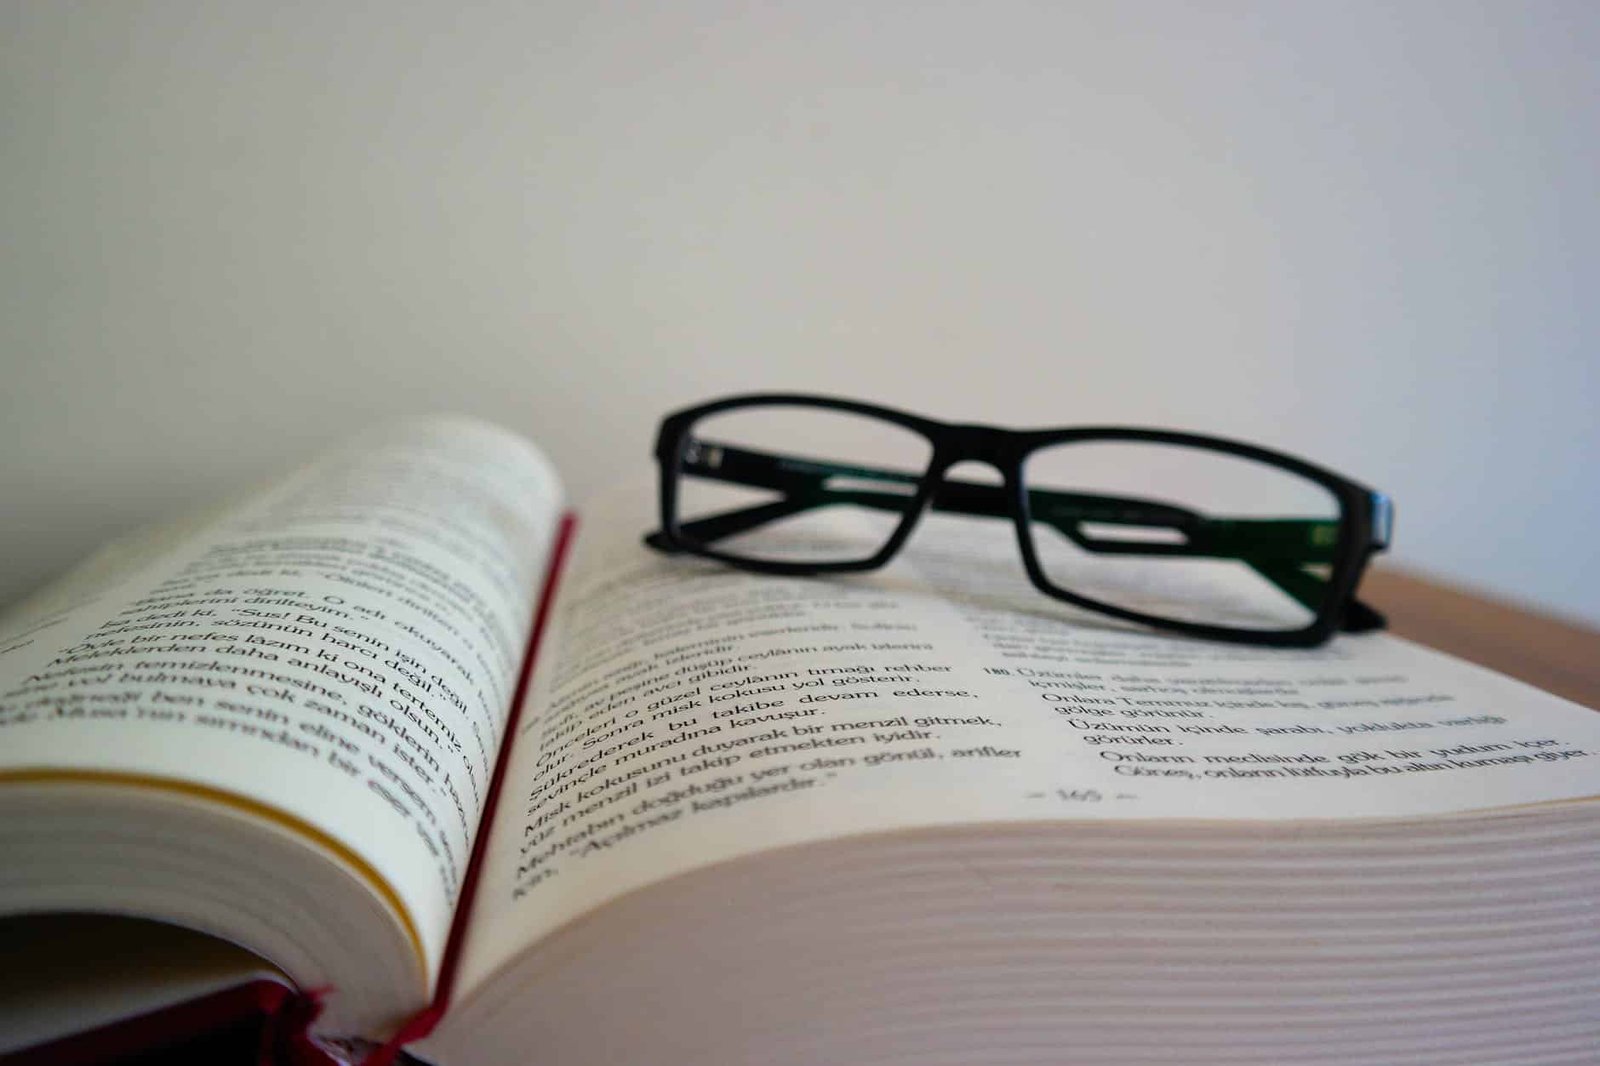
[456,489,1600,994]
[0,419,563,980]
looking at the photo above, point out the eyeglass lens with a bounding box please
[1022,440,1342,632]
[673,405,933,565]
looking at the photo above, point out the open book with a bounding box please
[3,418,1599,1065]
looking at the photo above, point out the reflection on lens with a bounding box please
[1022,440,1343,632]
[674,405,932,565]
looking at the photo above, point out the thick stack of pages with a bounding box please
[3,419,1597,1065]
[438,810,1600,1065]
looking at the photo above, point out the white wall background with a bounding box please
[2,1,1596,623]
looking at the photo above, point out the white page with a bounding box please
[456,490,1600,995]
[0,419,563,980]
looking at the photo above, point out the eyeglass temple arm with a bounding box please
[648,441,1385,632]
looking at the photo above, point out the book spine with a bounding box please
[360,511,579,1066]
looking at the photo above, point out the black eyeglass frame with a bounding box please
[648,393,1392,648]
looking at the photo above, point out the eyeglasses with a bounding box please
[645,394,1392,647]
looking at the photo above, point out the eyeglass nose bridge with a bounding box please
[917,426,1028,531]
[928,423,1024,475]
[909,429,1033,580]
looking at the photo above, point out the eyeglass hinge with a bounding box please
[683,440,724,470]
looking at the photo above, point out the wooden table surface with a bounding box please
[1363,566,1600,711]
